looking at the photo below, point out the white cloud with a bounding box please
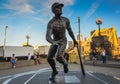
[2,0,36,15]
[45,1,74,15]
[0,15,6,19]
[48,0,74,6]
[37,0,74,13]
[0,0,75,29]
[31,0,75,23]
[115,10,120,14]
[84,0,102,20]
[1,0,74,18]
[0,0,75,26]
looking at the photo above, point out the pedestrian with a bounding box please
[46,2,78,82]
[33,53,41,65]
[91,49,97,65]
[36,53,41,64]
[0,56,4,62]
[27,53,31,60]
[33,54,37,65]
[10,54,17,68]
[100,48,106,64]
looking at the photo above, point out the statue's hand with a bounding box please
[52,41,59,45]
[74,40,78,47]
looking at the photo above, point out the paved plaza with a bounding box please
[0,67,119,84]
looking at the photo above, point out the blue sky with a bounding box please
[0,0,120,46]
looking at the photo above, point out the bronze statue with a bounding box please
[46,2,78,82]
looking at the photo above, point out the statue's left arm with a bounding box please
[66,19,78,46]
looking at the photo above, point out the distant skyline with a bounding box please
[0,0,120,46]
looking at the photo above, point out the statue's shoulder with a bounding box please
[61,16,69,22]
[47,18,54,25]
[61,16,69,20]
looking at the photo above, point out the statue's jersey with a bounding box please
[48,16,69,41]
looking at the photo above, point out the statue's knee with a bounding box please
[56,57,62,62]
[47,57,53,62]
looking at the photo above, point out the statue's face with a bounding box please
[53,6,62,15]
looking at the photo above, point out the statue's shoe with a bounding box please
[63,64,69,73]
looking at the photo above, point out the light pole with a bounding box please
[4,26,8,47]
[26,34,30,46]
[3,26,8,57]
[96,18,102,37]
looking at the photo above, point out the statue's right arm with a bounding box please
[46,23,54,44]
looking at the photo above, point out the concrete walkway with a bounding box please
[0,58,47,70]
[84,60,120,68]
[0,70,119,84]
[0,59,120,70]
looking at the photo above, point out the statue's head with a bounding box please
[51,2,64,14]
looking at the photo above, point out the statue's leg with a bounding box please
[56,43,69,73]
[47,45,58,82]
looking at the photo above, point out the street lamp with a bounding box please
[26,34,30,46]
[4,26,8,47]
[96,18,102,37]
[3,26,8,57]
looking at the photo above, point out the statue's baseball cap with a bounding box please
[51,2,64,12]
